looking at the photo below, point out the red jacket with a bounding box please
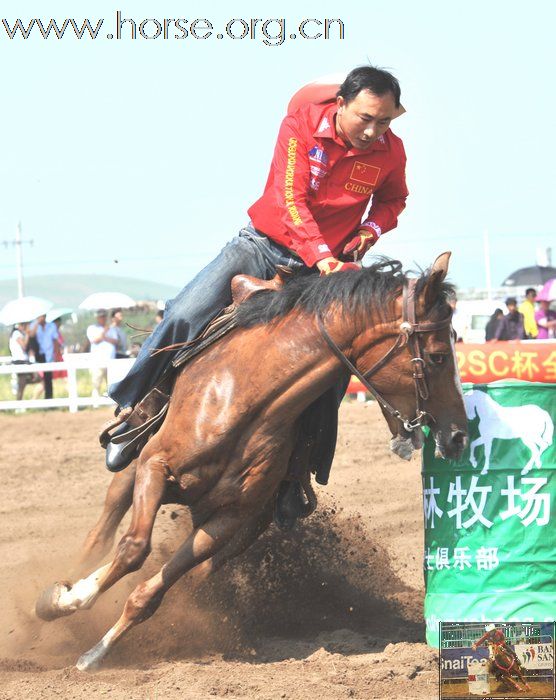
[475,629,507,646]
[248,101,408,267]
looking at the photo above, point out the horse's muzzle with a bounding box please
[436,428,468,461]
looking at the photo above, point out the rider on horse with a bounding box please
[102,65,409,520]
[472,623,520,664]
[472,624,530,691]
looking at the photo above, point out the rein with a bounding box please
[317,278,452,433]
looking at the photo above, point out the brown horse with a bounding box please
[489,642,531,692]
[35,252,468,671]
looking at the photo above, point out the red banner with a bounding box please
[456,342,556,384]
[347,342,556,394]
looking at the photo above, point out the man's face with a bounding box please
[507,303,517,313]
[527,291,537,301]
[335,89,397,150]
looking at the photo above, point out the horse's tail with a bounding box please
[540,413,554,450]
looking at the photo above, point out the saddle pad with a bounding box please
[172,312,238,370]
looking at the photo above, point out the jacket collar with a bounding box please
[313,103,389,153]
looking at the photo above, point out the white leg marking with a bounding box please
[76,625,119,672]
[57,563,111,612]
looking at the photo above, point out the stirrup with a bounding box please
[105,402,169,472]
[99,387,170,448]
[99,406,133,448]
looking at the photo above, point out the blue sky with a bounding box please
[1,0,554,294]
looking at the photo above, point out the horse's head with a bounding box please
[351,252,468,461]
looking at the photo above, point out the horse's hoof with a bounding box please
[76,640,109,672]
[35,582,73,621]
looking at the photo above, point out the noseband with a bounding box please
[317,278,453,432]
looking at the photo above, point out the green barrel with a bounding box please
[422,381,556,647]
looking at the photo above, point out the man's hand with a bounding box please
[316,257,361,276]
[341,228,380,262]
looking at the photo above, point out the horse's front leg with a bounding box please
[468,436,483,468]
[74,463,136,577]
[35,455,166,621]
[481,439,492,475]
[76,499,271,671]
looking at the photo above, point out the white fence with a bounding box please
[0,354,135,413]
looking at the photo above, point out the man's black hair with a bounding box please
[111,308,122,318]
[525,287,537,296]
[337,65,401,107]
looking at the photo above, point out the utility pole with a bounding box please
[2,222,33,298]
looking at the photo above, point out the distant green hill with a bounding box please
[0,274,180,309]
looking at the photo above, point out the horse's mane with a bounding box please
[235,257,454,328]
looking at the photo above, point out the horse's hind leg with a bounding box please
[520,438,541,474]
[76,503,272,671]
[513,660,530,690]
[36,456,166,621]
[74,464,136,576]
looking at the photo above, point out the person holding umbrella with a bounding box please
[8,322,41,401]
[87,309,118,399]
[518,288,538,338]
[29,314,60,399]
[535,281,556,339]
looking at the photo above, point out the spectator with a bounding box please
[518,287,538,338]
[9,322,40,401]
[51,317,67,381]
[109,309,129,359]
[29,314,60,399]
[154,309,164,328]
[129,342,142,358]
[492,297,526,341]
[86,310,118,398]
[535,300,556,339]
[485,308,504,341]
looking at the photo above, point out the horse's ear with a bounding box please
[422,251,451,308]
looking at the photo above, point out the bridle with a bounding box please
[317,278,453,432]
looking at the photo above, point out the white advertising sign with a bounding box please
[514,643,554,670]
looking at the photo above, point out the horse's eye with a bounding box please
[428,353,446,365]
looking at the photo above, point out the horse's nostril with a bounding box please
[451,430,467,446]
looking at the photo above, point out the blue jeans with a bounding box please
[109,226,306,408]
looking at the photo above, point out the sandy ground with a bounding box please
[0,402,443,699]
[441,678,554,698]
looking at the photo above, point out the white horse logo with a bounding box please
[464,390,553,475]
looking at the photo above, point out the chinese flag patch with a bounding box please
[350,162,381,186]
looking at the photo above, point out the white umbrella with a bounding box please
[537,278,556,302]
[46,307,73,323]
[0,296,53,325]
[79,292,136,311]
